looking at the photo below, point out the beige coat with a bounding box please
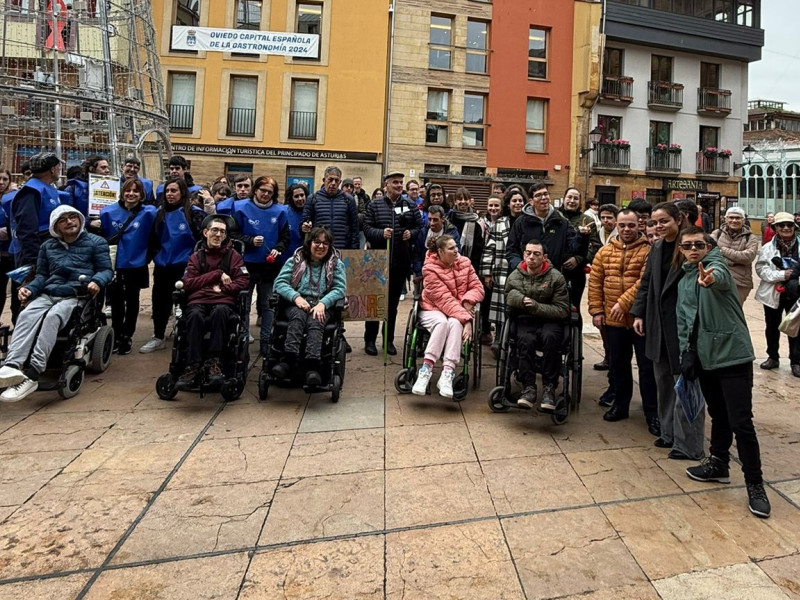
[711,226,759,291]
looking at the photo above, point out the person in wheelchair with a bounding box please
[505,239,570,411]
[0,205,113,401]
[176,215,249,389]
[412,235,484,398]
[270,226,347,387]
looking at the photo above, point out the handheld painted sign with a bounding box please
[171,27,319,58]
[88,174,119,217]
[339,250,388,322]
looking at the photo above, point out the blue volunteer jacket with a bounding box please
[152,204,204,267]
[12,177,61,266]
[100,201,157,269]
[233,199,290,264]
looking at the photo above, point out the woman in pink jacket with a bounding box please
[412,235,484,398]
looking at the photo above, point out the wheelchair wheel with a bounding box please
[221,379,242,402]
[156,373,178,401]
[570,330,583,409]
[401,306,417,368]
[87,326,114,374]
[496,319,511,387]
[551,394,570,425]
[331,374,342,403]
[453,373,468,402]
[394,368,415,394]
[59,365,84,399]
[488,386,509,413]
[472,338,482,390]
[258,370,269,400]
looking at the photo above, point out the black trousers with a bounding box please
[480,283,492,335]
[564,268,586,315]
[517,320,562,387]
[109,267,148,340]
[764,296,800,364]
[284,305,328,360]
[698,362,762,484]
[365,266,404,344]
[184,303,234,365]
[606,325,657,418]
[151,263,187,340]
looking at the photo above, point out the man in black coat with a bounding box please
[302,166,360,250]
[362,171,422,355]
[506,182,589,275]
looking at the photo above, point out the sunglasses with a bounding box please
[775,223,795,229]
[679,241,708,250]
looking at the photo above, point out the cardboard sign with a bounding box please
[339,250,388,322]
[88,174,119,217]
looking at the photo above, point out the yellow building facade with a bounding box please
[152,0,389,192]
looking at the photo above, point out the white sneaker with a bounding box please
[139,337,166,354]
[399,294,406,301]
[0,377,38,402]
[248,334,255,344]
[412,365,432,395]
[437,369,455,398]
[0,365,26,388]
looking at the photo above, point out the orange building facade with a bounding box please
[486,1,575,194]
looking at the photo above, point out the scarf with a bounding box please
[777,234,799,258]
[289,247,340,292]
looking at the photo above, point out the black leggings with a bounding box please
[110,267,148,340]
[151,263,187,340]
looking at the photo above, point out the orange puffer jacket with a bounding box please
[587,235,651,328]
[421,252,485,324]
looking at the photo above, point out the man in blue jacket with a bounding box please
[0,205,113,402]
[155,155,202,205]
[121,157,155,206]
[64,154,111,217]
[301,166,359,250]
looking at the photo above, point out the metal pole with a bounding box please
[382,0,395,174]
[52,2,63,165]
[99,0,120,171]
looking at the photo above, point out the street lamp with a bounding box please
[580,127,603,158]
[734,144,756,171]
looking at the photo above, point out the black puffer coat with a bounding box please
[302,187,360,250]
[506,205,587,273]
[363,194,422,278]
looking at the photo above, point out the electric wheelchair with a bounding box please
[487,304,583,425]
[257,294,347,402]
[393,285,482,401]
[155,241,251,403]
[0,275,115,399]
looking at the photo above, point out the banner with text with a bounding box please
[339,250,388,323]
[171,26,319,58]
[88,174,119,217]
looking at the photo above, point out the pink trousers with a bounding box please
[419,310,464,371]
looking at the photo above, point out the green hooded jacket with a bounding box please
[677,247,755,370]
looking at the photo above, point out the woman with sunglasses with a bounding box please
[233,176,289,356]
[632,201,705,460]
[675,226,770,518]
[755,212,800,377]
[271,227,346,387]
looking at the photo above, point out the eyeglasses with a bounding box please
[776,223,795,229]
[207,227,227,235]
[679,241,708,250]
[256,188,273,194]
[532,192,550,199]
[57,214,80,223]
[312,239,330,247]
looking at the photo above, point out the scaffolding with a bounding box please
[0,0,170,182]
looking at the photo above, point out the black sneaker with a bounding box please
[305,370,322,387]
[653,438,673,448]
[686,456,730,483]
[176,363,200,389]
[746,482,771,518]
[646,416,661,437]
[517,385,536,409]
[271,362,291,380]
[117,336,133,356]
[364,341,378,356]
[598,388,615,407]
[205,358,224,383]
[540,384,556,411]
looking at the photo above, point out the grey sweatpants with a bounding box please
[4,295,79,374]
[653,357,706,460]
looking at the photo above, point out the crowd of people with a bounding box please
[1,150,799,520]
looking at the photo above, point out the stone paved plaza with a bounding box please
[0,296,799,599]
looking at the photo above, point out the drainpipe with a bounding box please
[382,0,396,176]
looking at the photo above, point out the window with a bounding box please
[597,115,622,142]
[714,0,733,22]
[463,93,486,148]
[225,163,253,184]
[649,121,671,146]
[528,27,548,79]
[737,0,755,26]
[286,166,315,191]
[699,126,719,150]
[167,72,196,133]
[424,163,449,175]
[8,0,34,16]
[429,15,453,70]
[236,0,262,30]
[700,62,720,88]
[425,89,449,145]
[289,80,319,139]
[525,99,546,152]
[651,55,673,83]
[295,3,322,60]
[466,20,489,74]
[603,48,623,77]
[228,76,257,136]
[172,0,200,52]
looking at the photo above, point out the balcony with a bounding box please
[599,76,634,105]
[226,107,256,137]
[646,147,681,174]
[696,152,731,178]
[592,143,630,173]
[647,81,684,111]
[289,111,318,140]
[697,88,732,117]
[167,104,194,133]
